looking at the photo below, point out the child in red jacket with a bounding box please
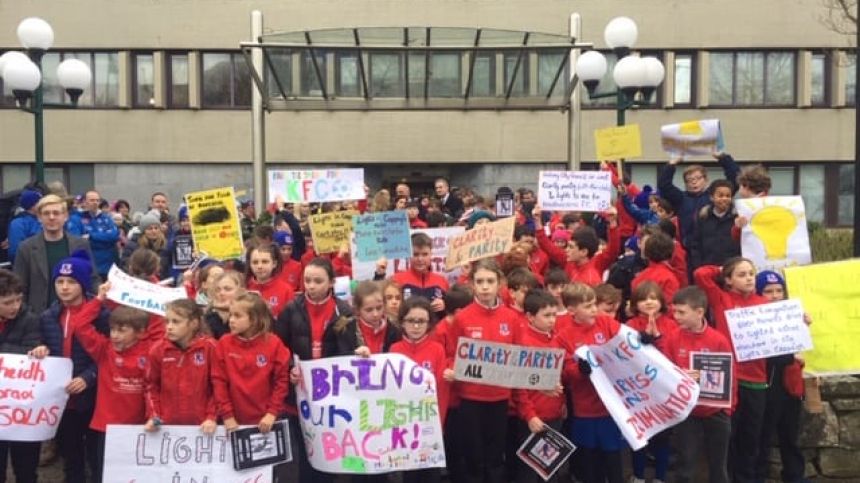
[144,299,217,432]
[449,259,520,483]
[274,231,303,292]
[514,289,567,483]
[632,231,681,305]
[212,291,291,433]
[245,243,295,316]
[74,288,152,483]
[390,296,453,483]
[555,283,624,483]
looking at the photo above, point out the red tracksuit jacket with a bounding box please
[625,313,678,354]
[145,335,217,424]
[537,224,620,287]
[73,299,149,432]
[513,324,566,422]
[693,265,769,384]
[449,299,520,402]
[247,276,295,316]
[663,323,737,417]
[212,332,291,424]
[394,268,450,302]
[556,314,621,418]
[279,258,303,292]
[632,262,682,307]
[391,336,451,426]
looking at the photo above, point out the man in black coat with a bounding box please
[434,177,464,219]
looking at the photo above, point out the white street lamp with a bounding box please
[613,55,647,97]
[641,56,665,98]
[575,50,608,94]
[16,17,54,52]
[604,16,638,57]
[57,58,92,104]
[2,58,42,103]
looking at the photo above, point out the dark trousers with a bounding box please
[674,411,731,483]
[459,399,508,483]
[403,468,441,483]
[444,406,467,483]
[516,419,564,483]
[286,414,337,483]
[90,430,105,483]
[577,447,623,483]
[755,383,805,482]
[0,441,40,483]
[631,429,671,481]
[731,387,767,483]
[56,408,98,483]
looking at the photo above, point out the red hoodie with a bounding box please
[145,335,218,424]
[529,248,550,279]
[625,313,678,354]
[212,333,291,424]
[279,258,303,292]
[556,314,621,418]
[513,324,566,422]
[391,336,451,426]
[632,262,682,306]
[247,276,295,316]
[671,240,689,287]
[449,299,520,402]
[663,322,736,417]
[605,163,642,240]
[537,224,620,287]
[693,265,769,384]
[73,299,150,432]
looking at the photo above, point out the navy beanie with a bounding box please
[274,231,294,247]
[19,189,43,210]
[52,249,93,292]
[755,270,786,296]
[633,185,654,209]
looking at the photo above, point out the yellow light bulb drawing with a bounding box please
[750,205,797,259]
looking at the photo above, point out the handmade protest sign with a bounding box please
[660,119,724,156]
[268,169,365,203]
[724,299,812,362]
[186,187,244,261]
[352,211,412,262]
[517,426,576,482]
[537,171,612,212]
[445,217,515,271]
[735,196,811,272]
[106,264,186,316]
[103,424,278,482]
[575,325,699,450]
[454,338,565,390]
[690,352,733,408]
[171,234,194,270]
[0,355,71,441]
[594,124,642,160]
[785,260,860,374]
[351,227,465,283]
[309,210,358,254]
[294,353,446,474]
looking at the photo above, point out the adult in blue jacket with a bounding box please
[67,190,120,279]
[6,189,43,262]
[657,152,739,250]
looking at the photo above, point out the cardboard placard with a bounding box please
[186,187,244,261]
[725,299,812,362]
[0,355,72,441]
[268,169,365,203]
[537,171,613,212]
[309,211,358,255]
[453,338,565,390]
[594,124,642,160]
[444,217,515,271]
[106,264,187,316]
[735,196,812,272]
[352,211,412,262]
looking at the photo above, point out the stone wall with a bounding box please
[767,375,860,481]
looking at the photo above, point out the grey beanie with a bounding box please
[138,211,161,231]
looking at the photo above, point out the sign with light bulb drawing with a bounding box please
[735,196,812,272]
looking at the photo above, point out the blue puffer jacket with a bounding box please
[7,211,42,262]
[40,299,111,413]
[67,210,120,275]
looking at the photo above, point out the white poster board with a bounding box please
[106,264,186,316]
[268,169,365,203]
[725,299,813,362]
[537,171,612,212]
[0,355,72,441]
[735,196,812,272]
[660,119,724,156]
[351,226,465,284]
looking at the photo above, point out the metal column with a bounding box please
[567,13,582,171]
[251,10,266,212]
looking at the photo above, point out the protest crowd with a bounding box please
[0,151,817,483]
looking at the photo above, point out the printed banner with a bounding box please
[660,119,724,156]
[103,424,276,482]
[309,211,358,255]
[537,171,613,212]
[454,338,565,390]
[517,426,576,482]
[295,353,446,474]
[575,325,699,450]
[594,124,642,160]
[725,299,812,362]
[352,211,412,263]
[106,264,187,316]
[185,187,244,261]
[784,260,860,375]
[0,355,72,441]
[268,169,365,203]
[445,217,516,271]
[690,352,733,408]
[351,227,465,284]
[735,196,811,272]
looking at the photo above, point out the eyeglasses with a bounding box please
[685,175,705,183]
[402,318,430,326]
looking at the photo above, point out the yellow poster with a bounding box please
[309,211,358,254]
[784,259,860,375]
[594,124,642,161]
[185,187,244,261]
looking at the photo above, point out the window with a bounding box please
[838,163,854,226]
[335,52,359,97]
[469,52,495,97]
[407,53,426,98]
[582,52,618,107]
[300,51,327,96]
[843,52,855,105]
[503,51,528,96]
[674,53,694,105]
[800,164,825,223]
[202,52,251,108]
[1,165,31,194]
[811,52,828,106]
[768,166,795,195]
[266,49,292,98]
[167,53,189,108]
[428,52,461,97]
[370,52,403,97]
[133,53,155,108]
[538,50,567,97]
[708,51,796,106]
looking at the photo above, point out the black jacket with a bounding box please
[274,296,353,361]
[0,305,42,355]
[688,205,740,271]
[322,316,401,358]
[205,309,230,340]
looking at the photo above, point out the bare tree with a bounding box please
[821,0,858,35]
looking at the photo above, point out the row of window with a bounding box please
[0,49,856,109]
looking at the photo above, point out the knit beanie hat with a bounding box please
[551,229,572,243]
[467,210,496,229]
[139,210,161,231]
[52,249,92,292]
[274,231,294,247]
[633,185,654,209]
[625,235,640,254]
[755,270,786,296]
[178,205,189,221]
[19,189,43,210]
